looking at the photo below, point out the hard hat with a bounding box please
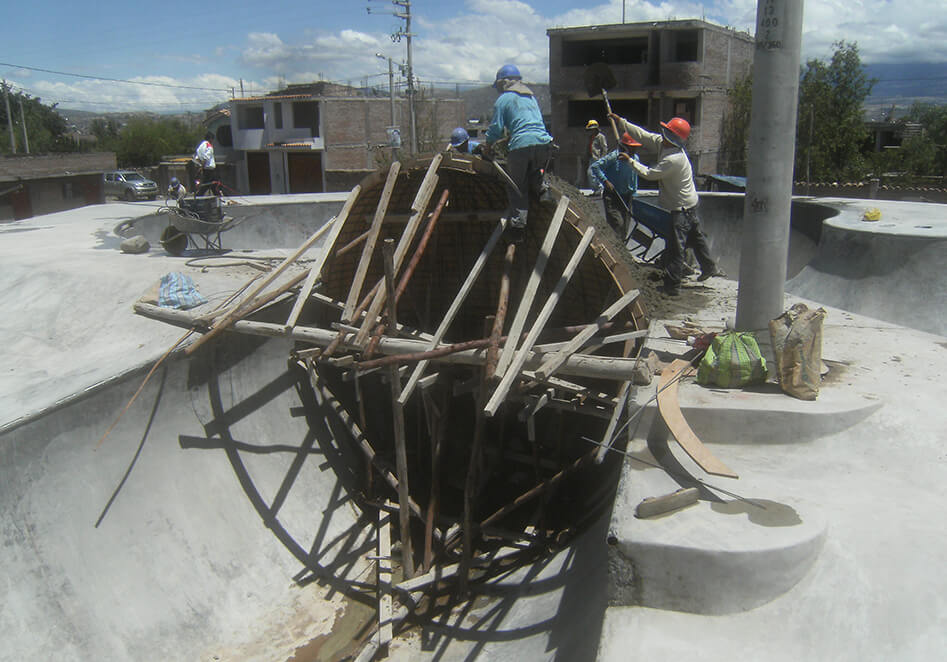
[493,64,522,88]
[620,133,642,147]
[585,119,599,130]
[660,117,690,146]
[170,177,179,187]
[450,127,470,147]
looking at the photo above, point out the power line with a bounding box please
[0,61,232,92]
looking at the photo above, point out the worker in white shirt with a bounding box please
[608,113,725,296]
[193,132,220,196]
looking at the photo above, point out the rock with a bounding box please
[632,350,661,385]
[120,235,150,254]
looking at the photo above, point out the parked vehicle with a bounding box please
[104,170,158,201]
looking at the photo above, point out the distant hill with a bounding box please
[863,62,947,118]
[459,83,551,122]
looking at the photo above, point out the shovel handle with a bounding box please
[602,89,621,144]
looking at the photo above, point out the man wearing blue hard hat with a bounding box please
[449,127,480,154]
[483,63,554,242]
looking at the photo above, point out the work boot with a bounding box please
[697,268,727,281]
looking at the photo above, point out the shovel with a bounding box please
[583,62,621,144]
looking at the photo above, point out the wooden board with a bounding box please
[657,359,739,478]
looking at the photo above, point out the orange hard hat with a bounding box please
[660,117,690,145]
[620,132,641,147]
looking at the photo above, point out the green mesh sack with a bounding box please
[697,331,768,388]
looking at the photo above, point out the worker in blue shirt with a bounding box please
[449,127,481,154]
[589,132,641,238]
[483,63,554,242]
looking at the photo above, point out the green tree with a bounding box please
[0,89,76,154]
[719,72,753,176]
[795,41,875,181]
[113,117,202,167]
[904,102,947,177]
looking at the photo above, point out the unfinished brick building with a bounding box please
[229,82,465,194]
[547,19,754,185]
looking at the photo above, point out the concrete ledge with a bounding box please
[606,431,827,615]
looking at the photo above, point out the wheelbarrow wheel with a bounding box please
[160,225,187,256]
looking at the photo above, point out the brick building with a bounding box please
[547,19,754,184]
[0,153,114,221]
[229,82,465,194]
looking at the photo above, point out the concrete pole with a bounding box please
[387,58,396,127]
[3,80,17,154]
[735,0,805,332]
[404,2,418,155]
[18,95,30,154]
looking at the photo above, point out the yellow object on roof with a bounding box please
[862,208,882,222]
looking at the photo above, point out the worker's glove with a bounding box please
[604,181,615,192]
[617,152,631,162]
[480,143,494,161]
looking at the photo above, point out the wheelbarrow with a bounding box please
[159,196,237,256]
[627,197,671,264]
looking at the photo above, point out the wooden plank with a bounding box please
[183,215,341,355]
[494,195,570,378]
[342,161,401,322]
[285,184,361,330]
[486,243,516,381]
[594,380,632,464]
[484,225,595,417]
[534,288,640,381]
[377,509,393,648]
[352,157,442,346]
[397,217,508,404]
[658,359,739,478]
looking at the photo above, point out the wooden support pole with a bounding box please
[342,161,401,322]
[285,184,361,329]
[352,155,441,345]
[484,225,596,417]
[184,215,342,355]
[383,239,415,579]
[421,385,446,572]
[494,195,570,378]
[486,242,516,381]
[398,217,508,404]
[377,508,393,650]
[534,288,640,381]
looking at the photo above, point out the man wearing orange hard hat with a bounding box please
[608,112,725,296]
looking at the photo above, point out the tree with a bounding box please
[795,41,875,181]
[719,72,753,176]
[0,89,76,154]
[904,102,947,177]
[113,117,203,167]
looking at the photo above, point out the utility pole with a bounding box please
[18,95,29,154]
[735,0,805,333]
[2,80,17,154]
[369,0,417,154]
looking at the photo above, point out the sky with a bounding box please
[2,0,944,113]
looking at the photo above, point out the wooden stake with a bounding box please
[484,225,596,417]
[494,195,570,377]
[377,508,393,650]
[342,161,401,322]
[486,242,516,381]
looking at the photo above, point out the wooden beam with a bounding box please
[534,288,640,381]
[494,195,570,378]
[486,243,516,381]
[285,184,361,330]
[397,217,508,404]
[377,508,393,649]
[484,225,596,417]
[342,161,401,322]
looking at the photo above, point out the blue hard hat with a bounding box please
[493,64,521,88]
[170,177,179,187]
[450,127,469,147]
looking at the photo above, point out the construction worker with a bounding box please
[166,177,187,205]
[449,127,481,154]
[585,119,608,189]
[193,132,221,196]
[608,113,724,295]
[483,63,554,243]
[588,132,641,238]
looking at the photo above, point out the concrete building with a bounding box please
[0,152,114,220]
[547,19,754,184]
[228,82,465,194]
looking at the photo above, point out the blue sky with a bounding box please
[2,0,943,112]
